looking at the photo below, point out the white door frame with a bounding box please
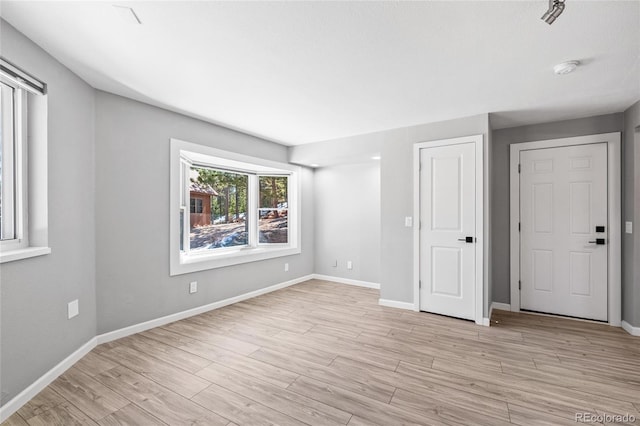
[509,132,621,326]
[413,135,484,325]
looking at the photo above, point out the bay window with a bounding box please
[170,139,300,275]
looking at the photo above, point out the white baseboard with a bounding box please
[312,274,380,289]
[622,320,640,336]
[491,302,511,312]
[481,318,490,326]
[0,338,96,423]
[378,298,415,310]
[97,274,314,344]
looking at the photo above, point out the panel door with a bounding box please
[419,142,476,320]
[520,143,608,321]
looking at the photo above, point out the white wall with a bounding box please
[314,162,380,283]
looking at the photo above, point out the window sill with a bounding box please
[0,246,51,263]
[171,245,300,276]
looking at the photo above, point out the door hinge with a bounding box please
[419,280,422,289]
[519,280,521,290]
[518,222,521,232]
[518,163,521,173]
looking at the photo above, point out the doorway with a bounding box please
[510,133,621,326]
[414,135,484,324]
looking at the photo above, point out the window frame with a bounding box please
[0,58,50,263]
[170,138,301,275]
[0,78,27,252]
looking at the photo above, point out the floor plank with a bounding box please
[192,383,304,426]
[96,403,167,426]
[99,345,211,398]
[95,366,228,426]
[48,368,129,421]
[16,388,65,421]
[196,364,351,425]
[1,414,29,426]
[25,401,99,426]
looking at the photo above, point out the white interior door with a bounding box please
[419,142,476,320]
[520,143,608,321]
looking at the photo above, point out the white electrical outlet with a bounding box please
[347,261,353,270]
[189,281,198,294]
[284,263,289,272]
[626,221,633,234]
[405,217,413,227]
[68,300,79,319]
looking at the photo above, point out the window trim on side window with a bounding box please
[0,58,50,263]
[169,138,301,276]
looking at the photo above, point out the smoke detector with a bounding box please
[553,60,580,75]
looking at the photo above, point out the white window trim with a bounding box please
[170,138,301,276]
[1,81,19,245]
[0,68,50,264]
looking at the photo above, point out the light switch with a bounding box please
[626,221,633,234]
[404,217,413,227]
[68,300,79,319]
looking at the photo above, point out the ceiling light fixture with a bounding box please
[309,163,319,168]
[541,0,566,25]
[553,60,579,75]
[371,156,381,160]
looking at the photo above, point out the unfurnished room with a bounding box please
[0,1,639,425]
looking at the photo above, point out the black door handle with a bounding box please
[458,237,474,243]
[588,238,606,245]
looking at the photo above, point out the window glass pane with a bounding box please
[179,209,184,251]
[0,82,16,241]
[258,176,288,244]
[190,167,248,250]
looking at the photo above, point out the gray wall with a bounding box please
[380,115,490,310]
[94,91,315,334]
[623,101,640,327]
[0,21,97,405]
[490,114,625,307]
[314,163,380,283]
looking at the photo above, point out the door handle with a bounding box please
[588,238,606,245]
[458,237,474,243]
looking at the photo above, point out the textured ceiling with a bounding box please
[1,1,638,145]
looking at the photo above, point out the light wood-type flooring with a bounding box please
[3,279,640,425]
